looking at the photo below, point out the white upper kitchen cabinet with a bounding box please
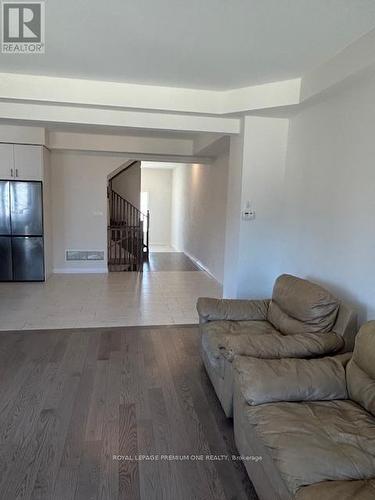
[0,143,15,180]
[14,145,43,181]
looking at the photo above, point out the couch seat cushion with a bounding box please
[244,400,375,494]
[234,355,348,406]
[201,320,343,362]
[295,479,375,500]
[268,274,340,335]
[201,320,278,361]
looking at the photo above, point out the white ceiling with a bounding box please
[1,0,375,90]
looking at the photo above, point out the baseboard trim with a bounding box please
[53,268,109,274]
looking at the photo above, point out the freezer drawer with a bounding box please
[12,237,44,281]
[0,237,12,281]
[0,181,11,235]
[10,181,43,236]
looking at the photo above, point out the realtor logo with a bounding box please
[1,1,45,53]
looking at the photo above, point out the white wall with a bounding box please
[171,154,229,284]
[222,131,244,297]
[141,167,172,246]
[279,74,375,323]
[50,151,125,272]
[231,74,375,323]
[236,116,289,299]
[111,161,141,209]
[43,148,53,278]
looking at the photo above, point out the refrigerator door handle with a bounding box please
[11,168,14,177]
[15,169,18,178]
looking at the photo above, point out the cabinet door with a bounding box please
[0,144,14,180]
[14,145,43,181]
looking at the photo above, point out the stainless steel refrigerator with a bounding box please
[0,180,44,282]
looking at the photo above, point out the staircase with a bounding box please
[108,188,149,272]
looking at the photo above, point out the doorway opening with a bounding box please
[107,160,149,272]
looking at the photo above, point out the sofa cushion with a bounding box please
[201,320,343,362]
[347,321,375,417]
[244,400,375,494]
[268,274,340,335]
[201,320,277,360]
[234,355,348,406]
[197,297,269,323]
[295,479,375,500]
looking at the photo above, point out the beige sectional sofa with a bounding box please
[197,274,357,416]
[232,321,375,500]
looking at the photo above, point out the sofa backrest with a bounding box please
[267,274,340,335]
[346,321,375,417]
[331,302,358,352]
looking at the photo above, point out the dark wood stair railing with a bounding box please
[108,188,150,272]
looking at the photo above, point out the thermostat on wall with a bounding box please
[242,201,256,220]
[242,209,256,220]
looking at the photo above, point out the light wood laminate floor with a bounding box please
[0,325,257,500]
[0,268,221,331]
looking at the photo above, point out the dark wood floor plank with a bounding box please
[98,351,121,500]
[141,329,160,388]
[0,408,57,500]
[137,418,163,500]
[30,334,93,500]
[0,336,62,492]
[30,380,81,500]
[53,333,98,500]
[134,329,151,419]
[85,360,109,442]
[0,325,257,500]
[150,331,217,500]
[97,330,116,361]
[0,333,57,419]
[74,440,101,500]
[43,332,93,411]
[49,333,70,363]
[118,404,140,500]
[57,367,94,468]
[119,332,136,405]
[162,330,228,500]
[148,387,184,500]
[0,333,24,379]
[120,330,149,418]
[179,331,257,500]
[144,252,200,272]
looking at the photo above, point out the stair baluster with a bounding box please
[107,188,149,272]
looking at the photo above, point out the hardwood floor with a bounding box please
[144,252,200,272]
[0,325,257,500]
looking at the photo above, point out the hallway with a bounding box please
[144,252,200,272]
[0,254,221,331]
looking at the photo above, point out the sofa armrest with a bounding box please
[196,297,270,324]
[234,354,350,406]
